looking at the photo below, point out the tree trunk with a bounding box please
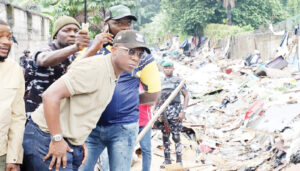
[227,5,232,25]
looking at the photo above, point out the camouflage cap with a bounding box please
[113,30,150,54]
[104,5,137,22]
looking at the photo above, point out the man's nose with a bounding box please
[69,30,76,37]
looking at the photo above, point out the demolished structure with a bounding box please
[131,24,300,171]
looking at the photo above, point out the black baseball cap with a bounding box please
[113,30,150,54]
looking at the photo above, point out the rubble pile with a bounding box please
[132,25,300,171]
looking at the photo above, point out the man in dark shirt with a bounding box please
[24,15,90,118]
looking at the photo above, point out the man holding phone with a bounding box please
[23,16,90,119]
[79,5,161,171]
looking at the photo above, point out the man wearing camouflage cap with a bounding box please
[79,5,161,171]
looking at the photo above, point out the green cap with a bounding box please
[52,16,80,39]
[162,61,174,67]
[104,5,137,22]
[113,30,150,54]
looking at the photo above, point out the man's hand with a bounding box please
[177,111,186,122]
[90,32,114,51]
[79,144,88,167]
[5,163,20,171]
[75,30,90,50]
[43,139,73,171]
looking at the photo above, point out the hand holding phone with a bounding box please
[90,24,114,51]
[76,23,90,50]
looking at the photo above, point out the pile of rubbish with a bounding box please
[132,24,300,171]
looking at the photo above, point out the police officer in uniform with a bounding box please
[157,61,189,168]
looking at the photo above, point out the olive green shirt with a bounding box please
[0,58,26,164]
[31,54,117,145]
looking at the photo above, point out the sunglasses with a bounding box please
[118,46,145,59]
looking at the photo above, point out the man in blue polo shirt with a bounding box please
[79,5,161,171]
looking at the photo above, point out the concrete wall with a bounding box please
[0,2,50,62]
[230,32,283,60]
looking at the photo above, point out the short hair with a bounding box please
[0,19,8,26]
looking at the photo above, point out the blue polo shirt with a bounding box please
[92,46,161,125]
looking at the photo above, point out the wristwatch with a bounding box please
[51,134,63,141]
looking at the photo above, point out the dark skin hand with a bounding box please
[42,79,88,170]
[81,17,133,58]
[43,140,73,170]
[82,27,114,58]
[177,89,189,122]
[79,144,88,167]
[5,164,20,171]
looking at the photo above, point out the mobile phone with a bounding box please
[82,23,89,32]
[103,24,113,47]
[103,24,109,33]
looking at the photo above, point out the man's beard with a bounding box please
[0,48,11,62]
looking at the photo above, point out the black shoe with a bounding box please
[160,160,171,169]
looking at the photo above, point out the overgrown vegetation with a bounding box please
[6,0,300,44]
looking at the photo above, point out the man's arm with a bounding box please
[36,44,78,67]
[178,89,189,122]
[139,91,161,105]
[42,79,71,138]
[42,58,99,170]
[37,31,90,67]
[181,89,189,110]
[42,78,73,170]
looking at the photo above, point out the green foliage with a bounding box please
[10,0,136,37]
[157,0,289,38]
[232,0,288,29]
[134,0,161,26]
[139,12,168,46]
[281,0,300,16]
[204,24,253,39]
[161,0,225,36]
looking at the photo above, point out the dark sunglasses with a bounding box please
[118,46,145,59]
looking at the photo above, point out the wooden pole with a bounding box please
[84,0,87,23]
[136,80,186,143]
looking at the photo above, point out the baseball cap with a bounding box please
[113,30,150,54]
[104,5,137,22]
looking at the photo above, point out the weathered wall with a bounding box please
[230,32,283,60]
[223,15,300,60]
[212,31,284,60]
[0,2,50,62]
